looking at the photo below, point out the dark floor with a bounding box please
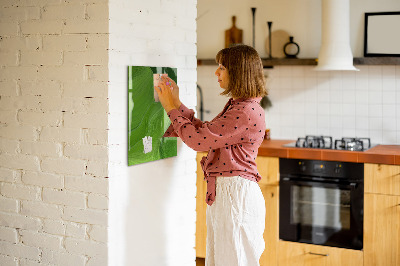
[196,257,205,266]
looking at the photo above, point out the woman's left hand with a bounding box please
[155,79,176,113]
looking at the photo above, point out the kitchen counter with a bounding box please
[258,139,400,165]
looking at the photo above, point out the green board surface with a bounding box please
[128,66,177,166]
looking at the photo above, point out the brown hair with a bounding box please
[215,45,267,99]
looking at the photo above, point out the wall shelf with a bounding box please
[197,57,400,68]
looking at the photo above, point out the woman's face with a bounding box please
[215,64,229,89]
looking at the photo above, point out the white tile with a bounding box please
[382,104,396,118]
[279,66,293,77]
[330,88,343,103]
[383,117,397,131]
[355,129,369,139]
[342,128,356,137]
[382,66,396,76]
[382,91,396,104]
[368,76,383,91]
[330,103,342,116]
[293,114,305,127]
[292,67,306,77]
[317,115,330,128]
[369,117,383,130]
[342,103,355,116]
[396,66,400,79]
[317,89,330,103]
[305,77,317,88]
[280,114,293,127]
[382,131,397,144]
[369,90,382,104]
[280,126,294,138]
[368,104,383,118]
[330,128,343,138]
[342,90,355,104]
[305,115,317,129]
[355,117,369,130]
[329,75,343,90]
[292,102,305,114]
[293,92,305,103]
[369,130,383,144]
[330,116,342,128]
[355,104,369,117]
[382,77,396,91]
[355,68,369,91]
[280,77,292,89]
[293,127,306,137]
[317,77,330,90]
[397,131,400,145]
[342,116,356,129]
[355,90,368,104]
[317,127,330,136]
[317,102,330,115]
[292,77,306,90]
[304,88,318,103]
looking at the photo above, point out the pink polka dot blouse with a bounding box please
[163,97,266,206]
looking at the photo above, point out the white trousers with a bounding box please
[205,176,266,266]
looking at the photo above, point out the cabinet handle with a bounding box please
[309,252,329,257]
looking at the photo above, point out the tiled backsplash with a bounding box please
[197,65,400,145]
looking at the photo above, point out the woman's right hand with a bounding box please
[163,76,181,109]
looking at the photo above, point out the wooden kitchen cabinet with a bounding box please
[364,163,400,196]
[364,163,400,266]
[196,152,208,258]
[259,184,279,266]
[278,241,363,266]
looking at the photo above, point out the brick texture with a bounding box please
[0,0,109,264]
[1,0,198,265]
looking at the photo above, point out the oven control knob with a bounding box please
[334,167,341,174]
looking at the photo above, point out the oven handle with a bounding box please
[281,177,358,188]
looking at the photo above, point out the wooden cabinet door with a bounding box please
[196,152,208,258]
[365,164,400,196]
[364,193,400,266]
[256,156,279,186]
[259,185,279,266]
[278,241,363,266]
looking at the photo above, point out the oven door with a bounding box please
[279,177,363,250]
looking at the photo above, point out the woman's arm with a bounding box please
[167,107,253,152]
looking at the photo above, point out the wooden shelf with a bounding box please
[197,57,400,68]
[353,57,400,65]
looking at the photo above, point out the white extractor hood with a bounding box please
[314,0,359,71]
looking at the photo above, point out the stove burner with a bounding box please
[335,137,371,151]
[290,136,372,151]
[295,135,333,149]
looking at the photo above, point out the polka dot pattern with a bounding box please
[164,98,266,206]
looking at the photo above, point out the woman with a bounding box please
[155,45,267,266]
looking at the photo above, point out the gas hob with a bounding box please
[283,135,376,152]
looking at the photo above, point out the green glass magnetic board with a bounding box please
[128,66,177,166]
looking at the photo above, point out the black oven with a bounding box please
[279,158,364,250]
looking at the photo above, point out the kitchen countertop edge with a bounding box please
[258,139,400,165]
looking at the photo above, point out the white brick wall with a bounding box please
[108,0,197,265]
[0,1,109,265]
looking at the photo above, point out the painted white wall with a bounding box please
[108,0,198,265]
[198,0,400,58]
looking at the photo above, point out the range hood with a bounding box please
[314,0,359,71]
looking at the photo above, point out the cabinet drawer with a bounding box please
[365,164,400,196]
[278,241,363,266]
